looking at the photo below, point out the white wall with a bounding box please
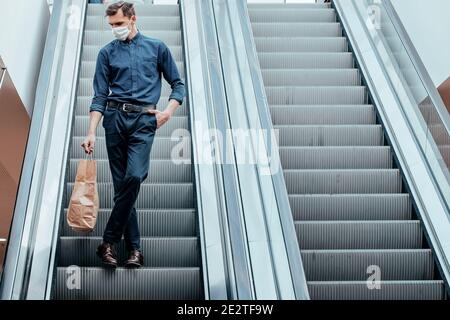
[0,0,50,114]
[392,0,450,87]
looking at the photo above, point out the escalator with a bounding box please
[248,2,446,300]
[54,4,203,300]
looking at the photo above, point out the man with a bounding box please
[81,1,185,269]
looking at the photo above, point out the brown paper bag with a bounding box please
[67,159,99,233]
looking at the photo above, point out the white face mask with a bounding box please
[112,22,131,41]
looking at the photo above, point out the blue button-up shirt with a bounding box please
[90,30,185,114]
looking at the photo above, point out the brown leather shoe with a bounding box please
[124,249,144,268]
[96,242,118,269]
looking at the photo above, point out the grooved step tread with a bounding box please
[55,267,202,300]
[58,237,200,268]
[307,281,445,300]
[302,249,434,281]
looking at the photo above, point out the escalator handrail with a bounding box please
[233,0,310,300]
[0,0,75,300]
[180,0,232,300]
[25,0,87,299]
[211,0,307,299]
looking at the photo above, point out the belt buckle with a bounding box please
[122,103,133,112]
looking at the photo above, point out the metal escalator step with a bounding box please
[258,52,353,69]
[81,45,183,61]
[295,221,422,250]
[302,249,434,281]
[83,30,182,46]
[284,169,402,194]
[87,4,180,17]
[58,237,199,267]
[254,37,348,53]
[73,115,189,137]
[275,125,383,147]
[266,87,366,105]
[70,136,191,160]
[62,208,196,237]
[248,9,336,23]
[85,16,181,31]
[56,267,202,300]
[66,182,194,209]
[307,280,445,300]
[251,22,342,37]
[68,159,192,184]
[262,69,360,86]
[248,3,330,9]
[80,61,184,78]
[270,105,373,124]
[75,97,189,116]
[289,194,412,221]
[279,146,392,169]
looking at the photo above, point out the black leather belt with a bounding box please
[107,101,156,113]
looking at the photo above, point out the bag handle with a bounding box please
[84,150,94,160]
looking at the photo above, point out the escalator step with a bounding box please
[258,52,354,69]
[270,105,373,125]
[85,16,181,31]
[62,208,197,237]
[266,87,366,105]
[307,281,445,300]
[284,169,402,194]
[56,267,202,300]
[87,5,180,16]
[275,125,383,147]
[295,221,422,250]
[58,237,200,267]
[68,159,192,184]
[66,182,194,209]
[254,37,348,53]
[279,146,392,169]
[302,249,434,281]
[248,3,330,9]
[262,69,360,86]
[248,9,336,23]
[289,194,411,221]
[251,22,342,38]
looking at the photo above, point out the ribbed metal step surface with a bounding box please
[54,4,203,300]
[249,3,445,300]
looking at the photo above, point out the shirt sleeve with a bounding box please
[89,48,110,114]
[158,42,185,105]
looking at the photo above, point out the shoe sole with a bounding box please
[124,261,143,269]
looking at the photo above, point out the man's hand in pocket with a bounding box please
[147,109,171,129]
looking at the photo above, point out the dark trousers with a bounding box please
[101,106,157,250]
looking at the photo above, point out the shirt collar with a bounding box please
[121,30,142,45]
